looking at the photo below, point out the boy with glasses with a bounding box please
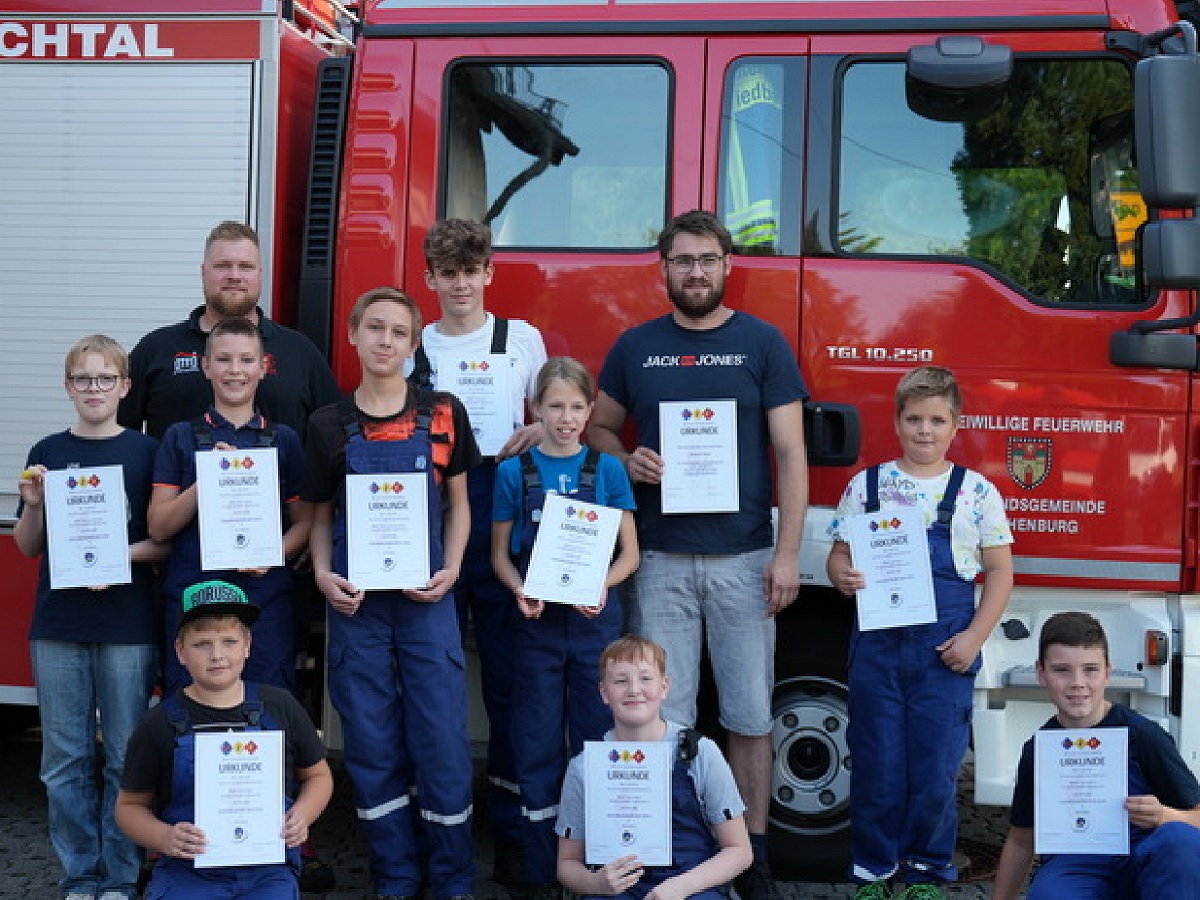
[15,334,167,900]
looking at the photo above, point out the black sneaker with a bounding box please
[299,854,337,892]
[733,858,780,900]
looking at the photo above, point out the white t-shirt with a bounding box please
[412,312,548,439]
[828,461,1013,581]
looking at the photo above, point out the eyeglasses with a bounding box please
[665,253,726,272]
[69,374,120,392]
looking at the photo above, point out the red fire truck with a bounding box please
[0,0,343,701]
[295,0,1200,874]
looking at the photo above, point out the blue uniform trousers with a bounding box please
[458,461,523,844]
[514,597,620,884]
[328,419,475,898]
[1028,821,1200,899]
[328,592,475,897]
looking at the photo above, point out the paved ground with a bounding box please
[0,711,1023,899]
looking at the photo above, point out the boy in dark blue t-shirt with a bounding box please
[148,317,310,695]
[993,611,1200,899]
[16,333,166,900]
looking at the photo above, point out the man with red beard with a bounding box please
[588,209,809,900]
[118,221,341,441]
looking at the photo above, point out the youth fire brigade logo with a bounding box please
[1007,437,1052,489]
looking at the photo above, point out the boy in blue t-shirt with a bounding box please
[148,317,311,694]
[993,611,1200,899]
[491,357,639,899]
[15,333,166,900]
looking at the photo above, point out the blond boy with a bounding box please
[15,334,166,900]
[556,636,752,900]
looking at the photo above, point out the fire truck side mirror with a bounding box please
[905,36,1012,123]
[1135,49,1200,208]
[1141,218,1200,289]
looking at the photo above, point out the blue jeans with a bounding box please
[32,640,157,899]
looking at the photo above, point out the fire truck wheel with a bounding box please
[768,675,852,879]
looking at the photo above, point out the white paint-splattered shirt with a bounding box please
[828,461,1013,581]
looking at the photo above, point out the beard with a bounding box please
[204,286,260,320]
[667,274,726,321]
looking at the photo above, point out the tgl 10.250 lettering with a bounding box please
[826,346,935,362]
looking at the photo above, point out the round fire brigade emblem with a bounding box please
[1007,437,1052,490]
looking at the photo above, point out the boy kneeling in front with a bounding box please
[116,580,332,899]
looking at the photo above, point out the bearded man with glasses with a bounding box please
[588,209,810,900]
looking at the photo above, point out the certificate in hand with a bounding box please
[1034,727,1129,855]
[846,508,936,632]
[436,352,514,457]
[195,448,283,572]
[44,464,132,590]
[522,493,622,605]
[346,472,431,590]
[583,740,672,866]
[658,399,739,514]
[193,730,285,868]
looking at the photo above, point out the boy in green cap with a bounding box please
[116,580,332,899]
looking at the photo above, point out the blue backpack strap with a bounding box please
[519,451,541,494]
[865,464,881,514]
[937,465,967,526]
[579,448,601,491]
[163,691,191,739]
[191,416,215,452]
[242,682,264,729]
[410,346,435,391]
[338,397,362,440]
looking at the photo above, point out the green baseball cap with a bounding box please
[178,580,259,632]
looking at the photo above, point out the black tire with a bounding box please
[768,675,852,880]
[767,590,854,880]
